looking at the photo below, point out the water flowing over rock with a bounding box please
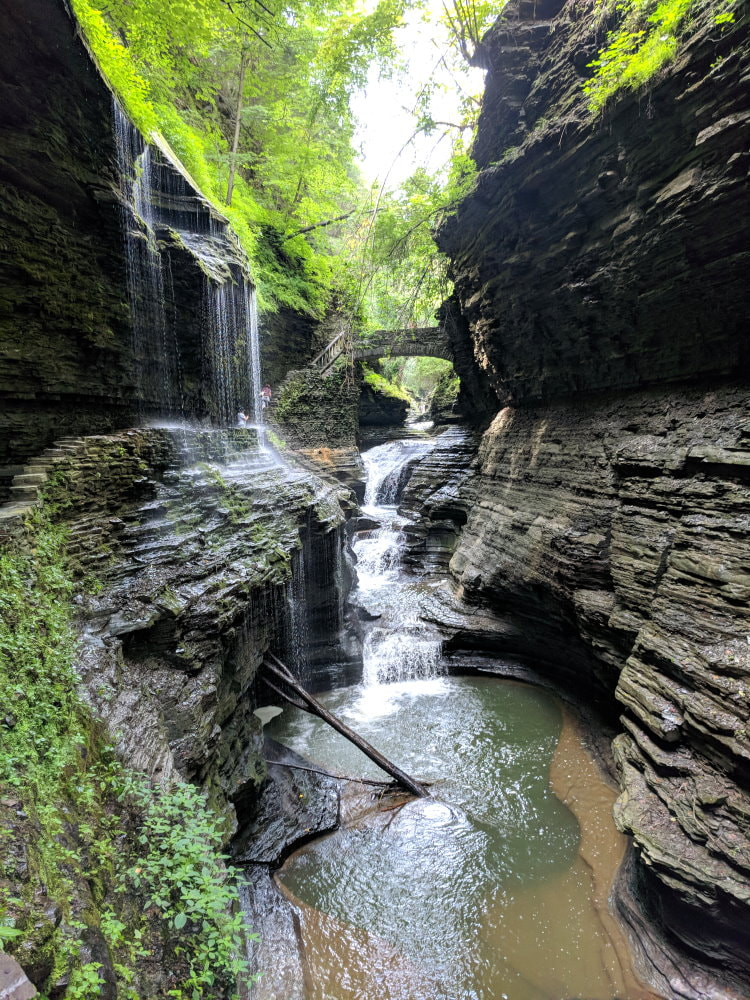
[354,438,445,686]
[112,102,263,426]
[428,0,750,991]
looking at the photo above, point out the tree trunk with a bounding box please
[226,49,248,207]
[262,653,429,798]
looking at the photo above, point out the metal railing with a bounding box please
[311,329,350,375]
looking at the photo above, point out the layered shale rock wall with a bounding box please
[0,428,347,990]
[439,0,750,406]
[433,0,750,995]
[1,429,347,821]
[0,0,246,488]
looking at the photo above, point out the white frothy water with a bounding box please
[113,101,179,413]
[363,438,435,507]
[354,438,444,687]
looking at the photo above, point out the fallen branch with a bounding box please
[262,653,429,798]
[262,676,306,710]
[281,210,355,241]
[263,758,398,788]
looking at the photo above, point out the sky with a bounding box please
[351,0,486,190]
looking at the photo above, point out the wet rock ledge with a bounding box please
[2,426,347,821]
[424,0,750,993]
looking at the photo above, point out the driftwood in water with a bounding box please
[261,652,429,798]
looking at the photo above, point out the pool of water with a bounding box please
[266,675,652,1000]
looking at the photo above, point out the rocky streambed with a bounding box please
[233,434,682,1000]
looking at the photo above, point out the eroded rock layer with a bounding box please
[433,0,750,993]
[2,429,347,821]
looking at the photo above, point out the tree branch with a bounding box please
[282,209,356,241]
[218,0,274,47]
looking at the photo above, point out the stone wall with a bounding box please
[433,0,750,993]
[0,426,348,992]
[35,428,346,822]
[0,0,137,488]
[438,0,749,407]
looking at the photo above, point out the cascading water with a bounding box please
[354,438,443,686]
[260,432,657,1000]
[200,258,263,430]
[113,101,181,414]
[113,99,263,428]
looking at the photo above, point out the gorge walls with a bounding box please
[435,0,750,995]
[0,0,137,484]
[439,0,749,406]
[0,0,322,500]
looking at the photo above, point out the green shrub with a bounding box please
[583,0,737,111]
[361,364,412,403]
[118,776,253,999]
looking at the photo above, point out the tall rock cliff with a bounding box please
[0,0,327,501]
[435,1,750,995]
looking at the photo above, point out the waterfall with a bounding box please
[112,99,263,427]
[353,438,444,687]
[363,438,435,507]
[204,277,263,431]
[287,547,311,683]
[113,101,181,414]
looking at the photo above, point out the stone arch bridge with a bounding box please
[312,326,451,375]
[354,327,450,361]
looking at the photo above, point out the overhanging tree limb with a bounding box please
[218,0,274,47]
[226,47,249,206]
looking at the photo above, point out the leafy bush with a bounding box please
[361,364,412,402]
[119,776,252,999]
[430,370,460,413]
[583,0,737,111]
[0,503,252,998]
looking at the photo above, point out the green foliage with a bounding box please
[429,369,460,414]
[357,155,477,331]
[583,0,737,111]
[0,511,80,794]
[118,776,252,999]
[66,962,106,999]
[0,505,252,998]
[70,0,407,317]
[441,0,509,61]
[380,356,455,401]
[361,364,412,402]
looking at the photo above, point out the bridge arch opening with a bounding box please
[362,355,460,425]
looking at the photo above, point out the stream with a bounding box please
[259,434,656,1000]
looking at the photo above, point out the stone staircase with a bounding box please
[0,437,87,536]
